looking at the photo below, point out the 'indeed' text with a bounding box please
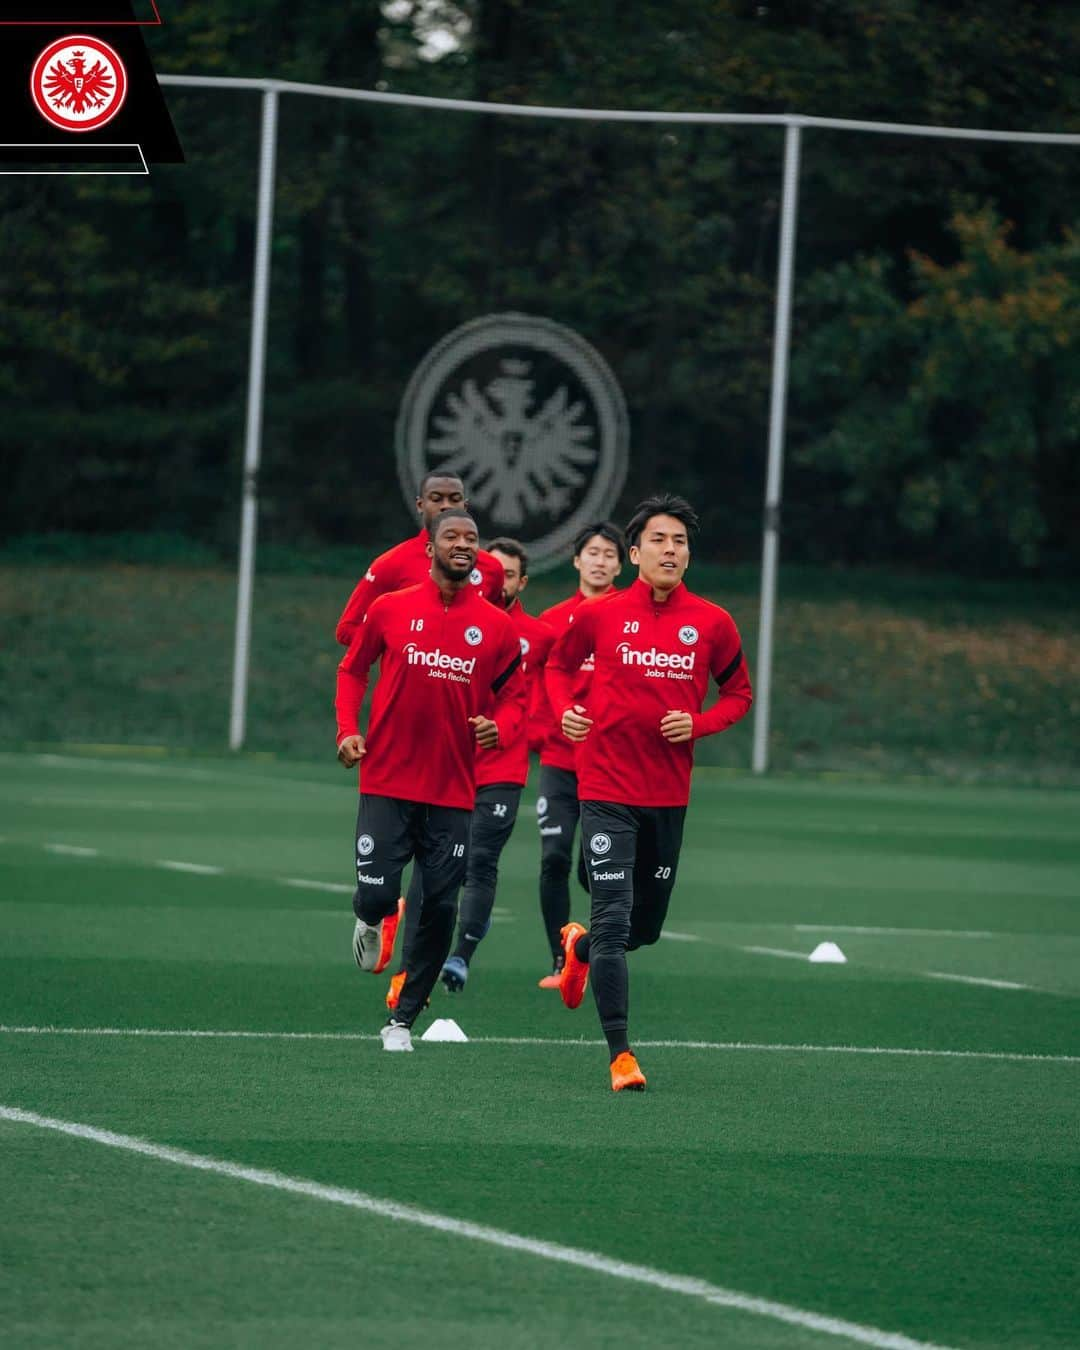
[616,642,696,671]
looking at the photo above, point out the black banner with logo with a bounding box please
[0,0,182,168]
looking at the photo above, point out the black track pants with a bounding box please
[578,800,686,1043]
[352,795,469,1026]
[536,763,589,963]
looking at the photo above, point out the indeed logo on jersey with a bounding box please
[404,642,476,682]
[616,642,696,678]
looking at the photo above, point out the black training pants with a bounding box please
[578,800,686,1042]
[536,763,589,963]
[453,783,522,962]
[353,794,469,1026]
[399,784,522,966]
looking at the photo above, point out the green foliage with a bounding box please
[3,3,1080,573]
[793,208,1080,571]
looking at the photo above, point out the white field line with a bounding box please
[156,860,224,876]
[31,797,205,812]
[796,925,995,939]
[16,844,1059,993]
[738,943,1046,994]
[27,752,331,793]
[743,819,1080,843]
[924,971,1029,991]
[2,1025,1075,1064]
[0,1103,954,1350]
[282,878,354,894]
[27,840,349,896]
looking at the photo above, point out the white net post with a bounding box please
[228,87,279,751]
[752,121,802,774]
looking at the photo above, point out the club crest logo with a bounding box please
[678,625,699,646]
[590,832,612,855]
[469,568,483,586]
[31,36,128,132]
[536,796,548,815]
[464,626,483,646]
[397,314,629,573]
[356,834,375,857]
[519,636,530,656]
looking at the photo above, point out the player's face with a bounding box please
[630,514,690,593]
[490,549,526,607]
[429,517,480,581]
[573,535,622,596]
[416,477,467,530]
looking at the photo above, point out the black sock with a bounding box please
[605,1028,630,1061]
[452,935,477,965]
[574,932,590,963]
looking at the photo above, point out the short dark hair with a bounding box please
[624,494,699,549]
[487,536,528,576]
[429,508,477,542]
[571,521,626,563]
[417,470,465,497]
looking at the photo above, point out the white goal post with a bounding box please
[157,72,1080,765]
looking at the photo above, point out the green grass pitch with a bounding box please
[1,750,1077,1348]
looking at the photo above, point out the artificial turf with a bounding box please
[1,750,1077,1348]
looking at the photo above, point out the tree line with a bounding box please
[2,1,1078,575]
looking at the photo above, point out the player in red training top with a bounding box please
[336,510,525,1052]
[545,493,752,1091]
[335,472,503,647]
[534,523,625,987]
[437,537,555,993]
[336,470,503,1006]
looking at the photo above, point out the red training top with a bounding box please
[475,598,555,789]
[336,529,505,646]
[544,577,752,807]
[536,589,614,773]
[336,579,525,811]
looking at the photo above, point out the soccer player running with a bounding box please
[439,537,555,993]
[545,494,752,1091]
[335,472,503,647]
[534,523,625,987]
[335,470,503,1009]
[336,510,525,1052]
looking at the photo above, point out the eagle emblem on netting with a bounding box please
[427,359,597,528]
[43,50,115,116]
[398,314,629,572]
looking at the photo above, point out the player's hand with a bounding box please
[469,715,500,749]
[562,704,592,742]
[660,710,694,743]
[337,734,365,767]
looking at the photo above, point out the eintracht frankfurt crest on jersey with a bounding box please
[31,36,128,133]
[397,314,629,573]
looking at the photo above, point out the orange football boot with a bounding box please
[384,970,407,1010]
[373,896,405,976]
[610,1051,646,1092]
[538,956,564,989]
[558,922,589,1009]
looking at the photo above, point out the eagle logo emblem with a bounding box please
[31,36,128,133]
[397,315,629,574]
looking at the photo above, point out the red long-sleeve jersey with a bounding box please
[336,579,525,810]
[335,529,505,646]
[545,578,752,807]
[475,598,555,788]
[536,589,615,773]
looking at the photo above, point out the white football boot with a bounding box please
[380,1021,413,1053]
